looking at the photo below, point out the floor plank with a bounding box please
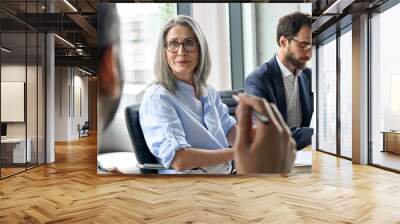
[0,134,400,223]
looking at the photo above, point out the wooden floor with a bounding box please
[1,135,400,223]
[0,167,26,178]
[1,163,45,178]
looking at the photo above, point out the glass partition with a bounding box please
[0,1,46,179]
[27,30,38,169]
[317,36,337,154]
[370,3,400,171]
[339,28,352,158]
[1,30,28,177]
[37,32,45,165]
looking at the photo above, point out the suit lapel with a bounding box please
[269,57,288,122]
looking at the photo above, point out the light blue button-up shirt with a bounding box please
[139,81,236,174]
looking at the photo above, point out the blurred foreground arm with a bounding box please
[233,94,296,174]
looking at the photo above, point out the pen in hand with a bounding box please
[232,95,270,124]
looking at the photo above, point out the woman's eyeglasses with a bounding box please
[165,39,198,53]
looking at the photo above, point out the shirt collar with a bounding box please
[176,79,208,99]
[176,79,195,94]
[275,54,301,78]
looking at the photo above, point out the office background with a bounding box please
[0,1,400,222]
[0,0,96,178]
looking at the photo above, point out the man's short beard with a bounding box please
[286,51,306,70]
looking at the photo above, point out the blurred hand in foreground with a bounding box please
[234,94,296,174]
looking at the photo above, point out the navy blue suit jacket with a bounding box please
[245,56,314,149]
[245,56,313,127]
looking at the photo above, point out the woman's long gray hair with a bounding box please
[154,15,211,96]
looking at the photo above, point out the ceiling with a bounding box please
[0,0,393,75]
[311,0,389,43]
[0,0,99,73]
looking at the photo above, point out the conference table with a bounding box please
[381,131,400,154]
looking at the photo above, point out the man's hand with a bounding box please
[233,94,296,174]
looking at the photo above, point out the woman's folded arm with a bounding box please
[171,147,234,172]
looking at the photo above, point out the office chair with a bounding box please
[125,105,164,174]
[78,121,90,138]
[125,90,243,174]
[219,89,244,118]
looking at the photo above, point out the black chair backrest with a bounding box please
[82,121,90,130]
[219,89,244,118]
[125,104,158,174]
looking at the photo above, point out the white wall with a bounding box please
[1,66,26,127]
[55,66,68,141]
[1,82,25,122]
[73,74,89,137]
[1,65,25,144]
[54,67,89,141]
[1,64,46,164]
[1,65,30,138]
[192,3,231,91]
[1,65,26,81]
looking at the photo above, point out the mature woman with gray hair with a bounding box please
[139,15,237,174]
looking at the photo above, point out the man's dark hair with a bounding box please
[276,12,311,46]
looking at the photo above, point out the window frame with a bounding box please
[368,0,400,173]
[314,17,353,160]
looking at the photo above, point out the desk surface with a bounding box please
[97,152,139,174]
[1,138,26,143]
[97,150,312,174]
[381,131,400,134]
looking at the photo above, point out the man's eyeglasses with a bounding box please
[290,38,312,51]
[165,39,198,53]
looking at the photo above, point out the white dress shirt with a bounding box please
[275,54,302,128]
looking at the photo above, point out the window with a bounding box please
[98,4,178,153]
[370,3,400,171]
[243,3,311,77]
[339,28,352,158]
[311,46,317,149]
[117,3,177,109]
[317,37,337,154]
[192,3,231,90]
